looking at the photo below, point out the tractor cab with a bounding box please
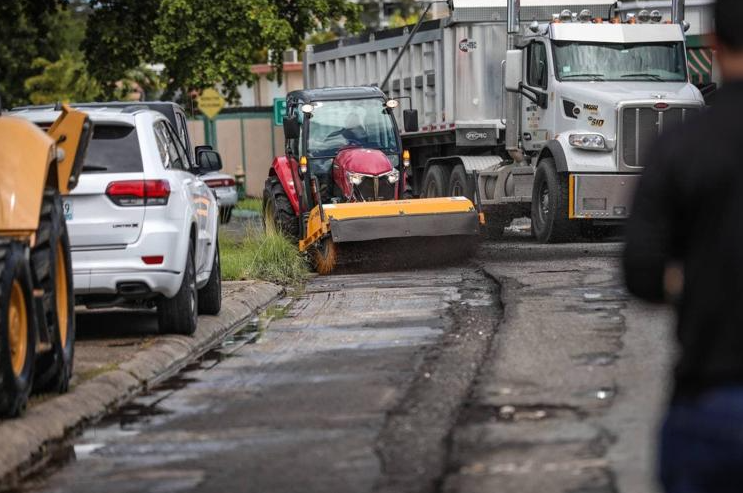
[283,87,406,206]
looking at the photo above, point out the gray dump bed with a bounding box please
[304,0,615,135]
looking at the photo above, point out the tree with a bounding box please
[83,0,361,104]
[0,0,67,107]
[82,0,160,97]
[24,51,102,104]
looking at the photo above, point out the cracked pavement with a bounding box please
[9,237,675,493]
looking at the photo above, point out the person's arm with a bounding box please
[623,142,679,303]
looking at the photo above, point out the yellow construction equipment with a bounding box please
[0,104,91,417]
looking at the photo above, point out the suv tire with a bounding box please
[158,243,198,335]
[198,243,222,315]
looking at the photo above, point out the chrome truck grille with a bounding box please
[619,104,702,168]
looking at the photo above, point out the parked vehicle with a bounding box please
[304,0,704,242]
[264,86,482,274]
[200,148,238,223]
[13,107,223,335]
[0,104,91,417]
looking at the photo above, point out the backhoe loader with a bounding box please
[0,103,91,417]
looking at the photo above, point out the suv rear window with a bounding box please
[82,125,143,173]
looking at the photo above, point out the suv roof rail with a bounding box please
[121,105,150,114]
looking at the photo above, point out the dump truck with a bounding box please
[304,0,704,242]
[0,104,92,416]
[263,86,482,274]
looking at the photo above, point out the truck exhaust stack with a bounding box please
[672,0,685,25]
[505,0,522,163]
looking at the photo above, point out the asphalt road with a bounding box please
[13,235,675,493]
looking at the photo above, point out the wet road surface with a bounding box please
[12,237,676,493]
[17,269,498,493]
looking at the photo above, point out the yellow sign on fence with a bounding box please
[197,88,225,119]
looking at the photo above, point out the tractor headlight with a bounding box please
[387,169,400,184]
[347,172,364,186]
[569,133,607,151]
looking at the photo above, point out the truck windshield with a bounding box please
[553,41,687,82]
[305,99,399,158]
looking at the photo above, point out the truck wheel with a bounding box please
[422,165,449,198]
[531,159,578,243]
[0,242,36,417]
[158,243,198,335]
[448,165,474,199]
[32,191,75,394]
[263,177,299,242]
[198,243,222,315]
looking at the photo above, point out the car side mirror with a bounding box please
[283,114,300,140]
[505,49,524,92]
[403,109,419,133]
[197,149,222,173]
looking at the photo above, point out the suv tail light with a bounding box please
[106,180,170,206]
[204,178,235,188]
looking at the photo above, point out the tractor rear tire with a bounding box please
[263,177,299,242]
[422,165,450,198]
[0,241,36,417]
[32,190,75,394]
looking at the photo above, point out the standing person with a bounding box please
[623,1,743,491]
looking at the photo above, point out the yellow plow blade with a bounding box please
[299,197,483,274]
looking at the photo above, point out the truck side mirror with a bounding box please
[197,149,222,173]
[403,109,419,132]
[283,114,300,140]
[505,49,524,92]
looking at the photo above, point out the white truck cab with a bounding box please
[504,15,704,240]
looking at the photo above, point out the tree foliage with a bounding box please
[24,51,102,104]
[0,0,67,107]
[84,0,362,104]
[82,0,160,97]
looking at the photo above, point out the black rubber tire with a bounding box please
[0,241,36,417]
[448,164,474,199]
[531,159,578,243]
[422,164,450,198]
[198,243,222,315]
[32,190,75,394]
[263,177,299,242]
[158,244,198,335]
[402,184,414,199]
[219,206,233,224]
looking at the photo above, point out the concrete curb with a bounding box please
[0,281,284,486]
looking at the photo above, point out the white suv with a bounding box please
[14,107,222,335]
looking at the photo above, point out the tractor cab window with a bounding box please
[304,99,399,159]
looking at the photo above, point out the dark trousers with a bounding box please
[660,387,743,493]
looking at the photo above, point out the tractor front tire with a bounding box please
[0,241,36,417]
[263,177,299,242]
[32,190,75,394]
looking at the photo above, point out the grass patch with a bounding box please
[220,225,308,285]
[235,197,263,213]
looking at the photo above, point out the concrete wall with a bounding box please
[190,113,285,198]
